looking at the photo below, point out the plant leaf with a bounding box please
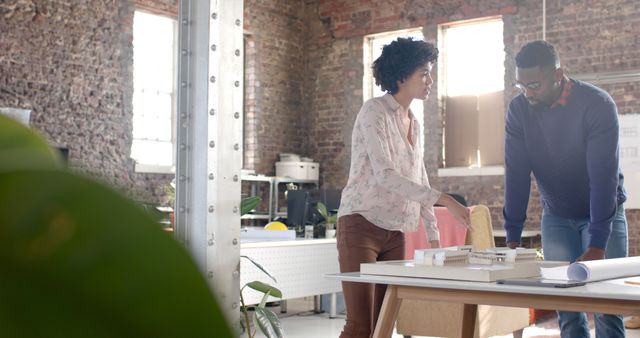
[0,115,63,173]
[241,255,277,283]
[241,196,261,216]
[245,281,282,299]
[253,307,285,338]
[0,170,233,338]
[316,202,328,219]
[259,289,272,308]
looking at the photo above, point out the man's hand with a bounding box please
[506,241,520,249]
[576,247,605,261]
[429,240,440,248]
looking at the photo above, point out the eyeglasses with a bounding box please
[515,69,555,91]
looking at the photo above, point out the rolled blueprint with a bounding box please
[567,256,640,282]
[540,256,640,282]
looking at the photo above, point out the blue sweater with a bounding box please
[503,79,626,249]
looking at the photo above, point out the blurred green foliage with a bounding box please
[0,115,233,337]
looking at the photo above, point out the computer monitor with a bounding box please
[286,189,341,227]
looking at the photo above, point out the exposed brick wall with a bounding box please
[244,0,307,176]
[303,0,361,188]
[301,0,640,254]
[0,0,177,204]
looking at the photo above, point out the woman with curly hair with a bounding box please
[336,37,471,338]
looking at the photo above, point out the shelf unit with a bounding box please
[241,175,318,222]
[240,175,273,223]
[273,176,319,218]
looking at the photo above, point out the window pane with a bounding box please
[133,11,175,92]
[441,18,506,168]
[132,10,176,168]
[131,140,173,166]
[133,91,172,141]
[443,19,504,96]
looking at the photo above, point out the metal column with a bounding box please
[175,0,244,331]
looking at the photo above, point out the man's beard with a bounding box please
[527,99,549,113]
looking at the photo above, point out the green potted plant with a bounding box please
[316,202,337,238]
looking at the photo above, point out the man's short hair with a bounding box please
[372,37,438,94]
[515,40,560,69]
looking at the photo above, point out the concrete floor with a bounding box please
[251,297,640,338]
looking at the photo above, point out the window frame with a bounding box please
[437,16,506,176]
[131,9,178,174]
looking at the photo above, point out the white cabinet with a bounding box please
[275,161,319,180]
[240,239,341,305]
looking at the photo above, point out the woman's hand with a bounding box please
[436,194,471,229]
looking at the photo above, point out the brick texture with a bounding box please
[244,0,307,175]
[0,0,177,204]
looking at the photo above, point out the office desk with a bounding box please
[242,238,341,314]
[326,272,640,338]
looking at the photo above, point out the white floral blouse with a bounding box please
[338,94,441,241]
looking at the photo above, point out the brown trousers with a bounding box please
[337,214,405,338]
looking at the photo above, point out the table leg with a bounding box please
[460,303,478,338]
[372,285,402,338]
[314,295,322,313]
[330,292,337,318]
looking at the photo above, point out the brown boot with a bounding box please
[625,316,640,329]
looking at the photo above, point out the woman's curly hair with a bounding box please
[372,37,438,94]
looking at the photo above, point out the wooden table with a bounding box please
[326,272,640,338]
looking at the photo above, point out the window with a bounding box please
[438,17,506,175]
[364,28,425,150]
[131,10,177,173]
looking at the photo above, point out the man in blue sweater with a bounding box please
[503,40,627,337]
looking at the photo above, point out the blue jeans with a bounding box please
[541,205,628,338]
